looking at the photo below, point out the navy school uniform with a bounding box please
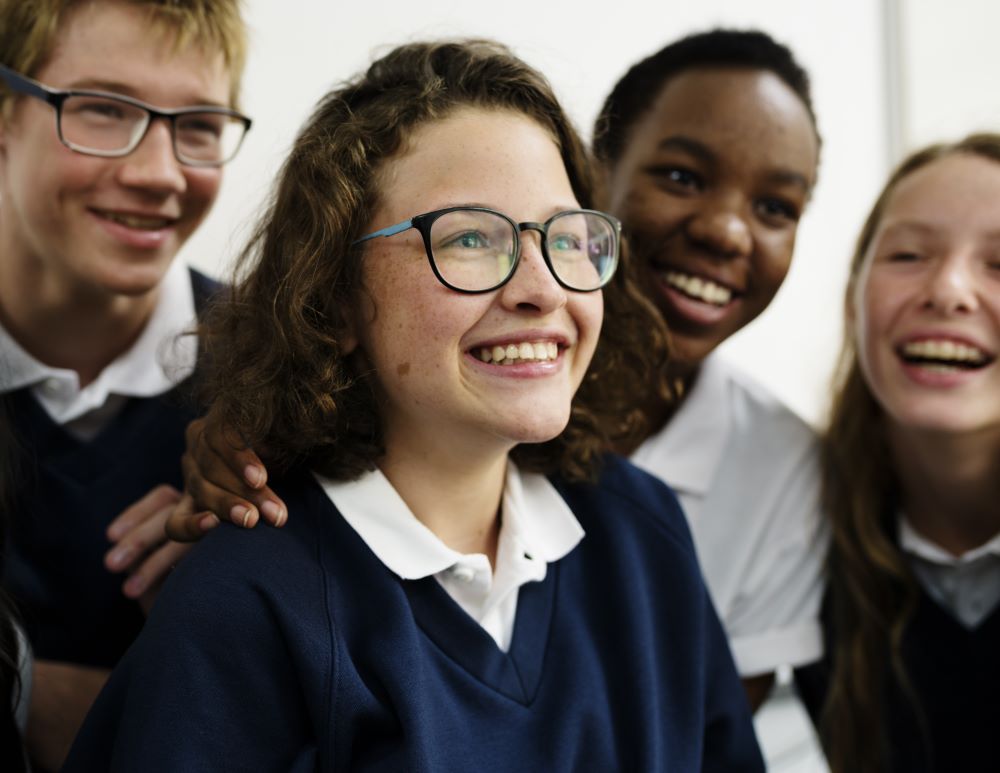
[1,269,220,668]
[66,454,764,771]
[797,584,1000,773]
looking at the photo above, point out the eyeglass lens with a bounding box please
[59,94,246,164]
[428,209,616,292]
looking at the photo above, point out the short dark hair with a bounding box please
[593,28,819,165]
[202,40,671,483]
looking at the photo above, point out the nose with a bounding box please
[686,194,752,259]
[498,232,567,314]
[923,253,978,314]
[117,118,187,194]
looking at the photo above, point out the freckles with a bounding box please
[397,362,410,377]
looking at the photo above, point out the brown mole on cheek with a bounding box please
[397,362,411,377]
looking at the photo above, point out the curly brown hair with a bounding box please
[820,133,1000,773]
[201,39,671,483]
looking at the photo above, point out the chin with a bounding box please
[502,413,571,446]
[93,260,173,298]
[888,403,1000,437]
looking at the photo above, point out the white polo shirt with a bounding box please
[0,259,198,439]
[316,462,584,652]
[630,354,827,676]
[901,517,1000,629]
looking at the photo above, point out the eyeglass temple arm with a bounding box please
[0,64,50,102]
[353,219,415,245]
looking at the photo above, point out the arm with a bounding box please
[742,673,776,713]
[165,410,287,541]
[26,661,108,772]
[65,532,318,771]
[701,595,767,773]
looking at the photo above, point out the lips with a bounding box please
[474,340,560,365]
[91,208,177,231]
[662,269,734,306]
[897,337,994,371]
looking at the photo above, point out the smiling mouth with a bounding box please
[474,341,559,365]
[899,339,993,372]
[94,210,174,230]
[662,270,733,306]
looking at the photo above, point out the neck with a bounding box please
[632,360,701,445]
[0,252,158,387]
[889,425,1000,555]
[379,429,508,567]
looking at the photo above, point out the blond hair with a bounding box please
[0,0,247,109]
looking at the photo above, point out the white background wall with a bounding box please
[896,0,1000,153]
[180,0,892,427]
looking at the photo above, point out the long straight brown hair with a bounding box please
[820,133,1000,772]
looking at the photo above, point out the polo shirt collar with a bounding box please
[316,461,584,581]
[900,516,1000,565]
[631,353,732,496]
[0,259,197,424]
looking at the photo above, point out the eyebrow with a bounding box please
[654,134,813,191]
[65,78,227,108]
[881,220,1000,242]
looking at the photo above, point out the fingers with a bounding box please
[192,411,268,490]
[164,492,221,542]
[106,484,180,544]
[183,415,287,528]
[128,540,195,615]
[104,493,179,573]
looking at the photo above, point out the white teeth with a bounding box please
[902,340,988,365]
[474,341,561,365]
[664,270,732,306]
[103,212,171,230]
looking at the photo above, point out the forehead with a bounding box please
[626,67,818,175]
[39,0,230,105]
[883,154,1000,226]
[376,108,576,218]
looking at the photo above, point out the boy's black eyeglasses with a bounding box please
[0,63,252,167]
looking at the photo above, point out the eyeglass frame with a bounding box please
[353,206,621,294]
[0,62,252,167]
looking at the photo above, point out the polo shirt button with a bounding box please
[451,565,476,583]
[43,378,62,395]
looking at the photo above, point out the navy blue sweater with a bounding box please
[66,455,763,771]
[2,269,218,668]
[797,584,1000,772]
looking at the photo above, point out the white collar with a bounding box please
[315,461,585,580]
[899,516,1000,566]
[631,353,733,496]
[0,259,198,425]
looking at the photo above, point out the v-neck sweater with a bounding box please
[2,269,219,668]
[65,454,764,772]
[797,580,1000,772]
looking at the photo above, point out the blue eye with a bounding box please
[550,233,583,252]
[444,231,489,250]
